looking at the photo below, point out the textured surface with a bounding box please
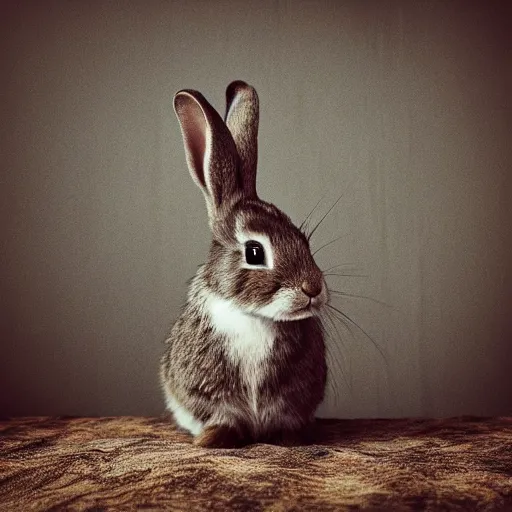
[0,416,511,511]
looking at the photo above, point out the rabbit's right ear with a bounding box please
[225,81,259,197]
[174,90,243,223]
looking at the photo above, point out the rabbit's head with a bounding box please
[174,81,328,321]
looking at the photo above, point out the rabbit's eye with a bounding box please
[245,241,265,266]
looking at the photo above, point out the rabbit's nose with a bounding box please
[301,281,322,298]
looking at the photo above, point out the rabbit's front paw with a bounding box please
[194,424,250,449]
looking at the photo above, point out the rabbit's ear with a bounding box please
[225,81,259,197]
[174,89,242,222]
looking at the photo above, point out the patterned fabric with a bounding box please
[0,416,511,511]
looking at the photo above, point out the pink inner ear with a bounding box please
[176,97,207,189]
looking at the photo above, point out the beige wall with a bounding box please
[1,1,510,417]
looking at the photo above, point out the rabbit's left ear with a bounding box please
[174,89,243,224]
[225,81,259,198]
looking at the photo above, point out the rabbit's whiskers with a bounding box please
[321,309,350,392]
[299,194,326,235]
[322,263,357,273]
[306,193,344,241]
[324,303,387,365]
[327,290,389,307]
[312,235,345,257]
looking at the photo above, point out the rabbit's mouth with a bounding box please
[246,284,328,321]
[257,302,315,322]
[277,310,313,322]
[282,301,323,321]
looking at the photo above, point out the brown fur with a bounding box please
[160,81,328,447]
[161,266,327,444]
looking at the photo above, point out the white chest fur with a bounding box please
[207,295,276,417]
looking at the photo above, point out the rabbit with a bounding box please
[160,80,329,448]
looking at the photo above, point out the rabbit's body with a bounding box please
[161,267,326,441]
[160,82,328,448]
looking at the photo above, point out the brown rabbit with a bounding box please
[160,81,328,448]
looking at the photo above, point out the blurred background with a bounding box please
[1,1,510,418]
